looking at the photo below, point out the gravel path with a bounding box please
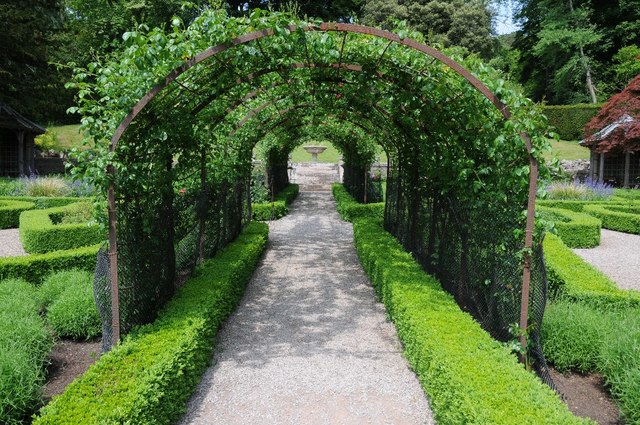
[179,192,433,425]
[0,228,26,257]
[573,229,640,292]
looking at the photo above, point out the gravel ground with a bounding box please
[0,228,26,257]
[573,229,640,292]
[179,192,434,425]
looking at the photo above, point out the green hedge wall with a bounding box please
[332,184,384,222]
[0,200,35,229]
[0,196,90,209]
[19,204,104,254]
[35,222,268,425]
[252,184,299,221]
[583,204,640,234]
[543,233,640,309]
[351,218,587,424]
[543,104,602,140]
[0,244,100,285]
[537,206,601,248]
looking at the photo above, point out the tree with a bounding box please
[532,0,601,103]
[0,0,68,122]
[225,0,364,21]
[362,0,496,58]
[583,74,640,153]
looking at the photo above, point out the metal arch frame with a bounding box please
[106,23,539,357]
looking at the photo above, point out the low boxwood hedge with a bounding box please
[0,244,100,285]
[543,233,640,309]
[0,195,90,209]
[252,184,299,221]
[0,279,53,424]
[19,203,103,254]
[351,218,587,424]
[583,204,640,234]
[537,206,601,248]
[537,199,618,213]
[332,184,384,221]
[0,199,35,229]
[34,222,268,424]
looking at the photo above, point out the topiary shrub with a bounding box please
[0,244,100,285]
[543,104,602,140]
[332,184,384,222]
[0,195,91,209]
[583,204,640,234]
[19,203,103,254]
[0,199,35,229]
[0,279,53,424]
[537,206,601,248]
[252,183,299,221]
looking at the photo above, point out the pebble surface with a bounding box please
[573,229,640,292]
[0,228,26,257]
[179,192,434,425]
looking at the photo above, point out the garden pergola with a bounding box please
[70,11,549,369]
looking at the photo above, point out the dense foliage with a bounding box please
[583,75,640,153]
[543,104,601,140]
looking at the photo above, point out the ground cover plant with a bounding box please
[39,270,101,340]
[0,176,97,198]
[0,279,53,425]
[542,300,640,424]
[35,222,268,424]
[545,178,613,201]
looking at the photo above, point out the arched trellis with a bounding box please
[104,22,539,359]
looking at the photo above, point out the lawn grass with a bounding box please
[545,139,590,161]
[290,143,388,163]
[47,124,86,150]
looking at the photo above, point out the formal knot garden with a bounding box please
[1,8,639,425]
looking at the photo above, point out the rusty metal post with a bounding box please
[519,142,539,361]
[107,171,120,346]
[197,149,207,263]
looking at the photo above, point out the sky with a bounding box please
[494,2,520,35]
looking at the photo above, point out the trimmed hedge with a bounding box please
[0,279,53,424]
[252,184,299,221]
[0,244,100,285]
[351,218,587,424]
[35,222,268,424]
[543,104,602,140]
[583,204,640,234]
[537,206,601,248]
[537,199,618,213]
[614,189,640,201]
[19,203,103,254]
[543,233,640,309]
[0,195,90,209]
[332,184,384,221]
[0,199,35,229]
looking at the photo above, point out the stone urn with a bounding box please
[303,145,327,163]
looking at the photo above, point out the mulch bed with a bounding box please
[551,367,622,424]
[42,338,101,403]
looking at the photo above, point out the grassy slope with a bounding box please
[544,139,590,161]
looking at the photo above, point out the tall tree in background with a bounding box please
[362,0,496,58]
[0,0,68,122]
[225,0,363,21]
[532,0,601,103]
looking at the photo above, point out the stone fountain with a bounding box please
[303,145,327,164]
